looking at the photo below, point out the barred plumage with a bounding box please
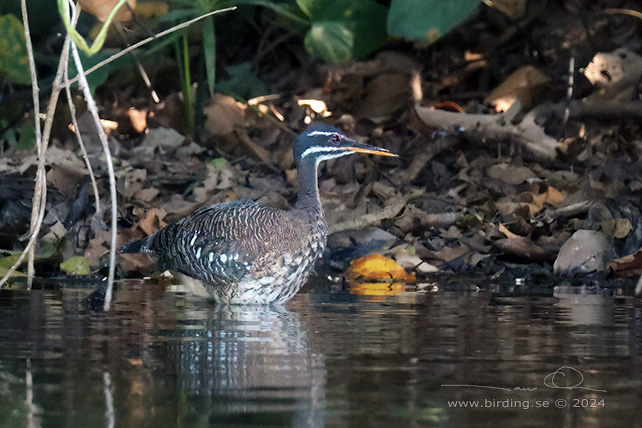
[120,124,396,304]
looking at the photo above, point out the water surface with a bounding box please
[0,280,640,427]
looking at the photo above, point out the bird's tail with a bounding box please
[118,236,154,254]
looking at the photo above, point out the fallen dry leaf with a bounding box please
[136,187,159,203]
[484,65,551,112]
[606,249,642,277]
[530,185,565,209]
[487,163,536,185]
[135,1,168,18]
[202,94,246,137]
[353,73,411,119]
[498,223,522,239]
[126,107,148,134]
[582,48,642,100]
[494,236,548,261]
[84,230,112,268]
[344,254,416,283]
[432,244,471,263]
[137,208,167,237]
[79,0,135,22]
[601,218,632,240]
[298,99,331,117]
[137,127,185,156]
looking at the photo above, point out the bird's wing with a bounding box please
[148,200,292,281]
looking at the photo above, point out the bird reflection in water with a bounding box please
[165,303,326,426]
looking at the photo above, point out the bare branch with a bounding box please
[67,1,117,310]
[64,66,102,215]
[1,1,69,288]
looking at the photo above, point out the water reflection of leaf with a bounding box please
[349,281,411,296]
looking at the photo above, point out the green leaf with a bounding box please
[297,0,388,61]
[60,256,90,276]
[56,0,128,56]
[0,267,26,278]
[0,120,18,148]
[217,62,268,99]
[0,253,23,269]
[304,21,353,63]
[296,0,333,19]
[0,252,27,278]
[209,157,228,171]
[339,0,388,60]
[387,0,482,44]
[0,14,30,85]
[68,48,131,93]
[296,0,314,18]
[201,17,216,96]
[238,0,308,26]
[15,122,35,150]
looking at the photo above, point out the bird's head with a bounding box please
[293,124,397,165]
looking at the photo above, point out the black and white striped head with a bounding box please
[293,124,397,165]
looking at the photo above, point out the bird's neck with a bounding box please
[294,157,324,215]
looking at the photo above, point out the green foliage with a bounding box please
[216,62,268,99]
[294,0,388,63]
[69,48,131,94]
[305,21,353,63]
[50,0,483,103]
[200,16,216,96]
[0,252,27,279]
[0,14,30,85]
[156,1,240,97]
[153,1,239,133]
[209,157,228,170]
[56,0,128,56]
[387,0,483,44]
[60,256,90,275]
[15,122,35,149]
[0,121,36,150]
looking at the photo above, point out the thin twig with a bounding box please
[1,4,237,290]
[21,0,42,288]
[68,1,118,311]
[64,66,102,215]
[605,8,642,20]
[66,6,237,86]
[114,22,160,103]
[562,56,575,132]
[0,0,71,289]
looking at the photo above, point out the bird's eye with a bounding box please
[330,133,341,144]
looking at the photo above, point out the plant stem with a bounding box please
[0,0,72,289]
[182,32,194,134]
[21,0,42,288]
[66,7,237,86]
[70,39,118,311]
